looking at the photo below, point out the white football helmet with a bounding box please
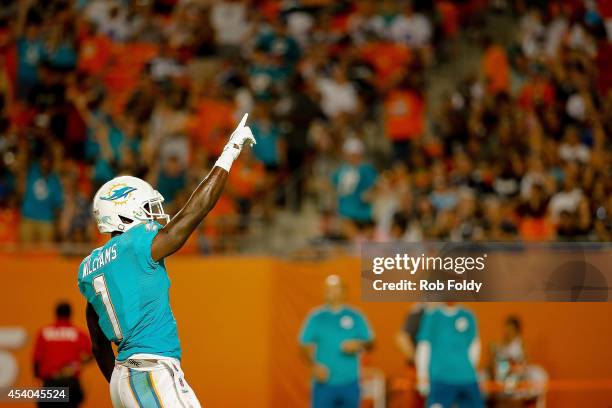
[93,175,170,234]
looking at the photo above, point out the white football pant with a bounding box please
[110,355,201,408]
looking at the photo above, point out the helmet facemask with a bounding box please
[113,196,169,231]
[140,196,170,225]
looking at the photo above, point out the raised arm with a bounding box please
[151,113,255,261]
[86,303,115,383]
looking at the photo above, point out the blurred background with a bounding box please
[0,0,611,253]
[0,0,611,407]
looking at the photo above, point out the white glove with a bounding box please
[416,376,430,396]
[214,113,256,172]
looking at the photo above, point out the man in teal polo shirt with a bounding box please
[415,303,483,408]
[299,275,374,408]
[20,156,64,243]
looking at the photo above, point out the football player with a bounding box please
[77,114,255,407]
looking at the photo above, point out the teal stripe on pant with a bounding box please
[129,369,162,408]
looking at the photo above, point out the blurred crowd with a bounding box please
[0,0,610,252]
[364,0,612,245]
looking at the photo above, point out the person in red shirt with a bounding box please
[517,67,555,112]
[384,74,425,164]
[360,41,412,90]
[481,37,510,95]
[33,302,92,408]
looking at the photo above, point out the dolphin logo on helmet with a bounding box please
[100,186,138,202]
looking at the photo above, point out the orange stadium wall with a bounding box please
[1,255,612,408]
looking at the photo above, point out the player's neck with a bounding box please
[327,302,344,312]
[442,306,458,316]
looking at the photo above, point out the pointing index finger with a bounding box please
[238,113,249,128]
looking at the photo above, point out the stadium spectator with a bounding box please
[279,76,322,211]
[227,148,265,230]
[15,10,45,99]
[383,72,425,163]
[481,37,510,95]
[153,154,187,212]
[58,169,91,243]
[372,162,425,242]
[33,302,91,408]
[488,315,549,405]
[18,150,64,243]
[594,195,612,241]
[316,65,360,119]
[210,0,250,54]
[251,104,284,170]
[491,315,526,367]
[331,138,378,225]
[517,182,554,241]
[558,126,591,164]
[390,3,433,48]
[299,274,374,408]
[548,170,583,223]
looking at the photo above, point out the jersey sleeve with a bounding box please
[77,258,89,299]
[298,312,318,345]
[416,309,433,343]
[131,222,162,272]
[355,311,374,342]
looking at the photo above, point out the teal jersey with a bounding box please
[417,307,478,384]
[77,222,181,361]
[299,306,374,386]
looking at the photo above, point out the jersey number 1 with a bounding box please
[93,275,123,340]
